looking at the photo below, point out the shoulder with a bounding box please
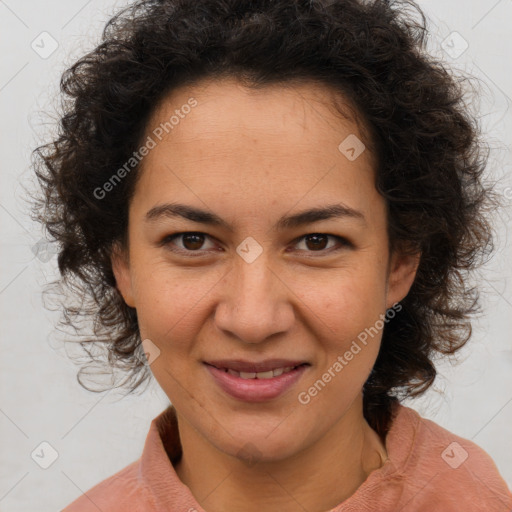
[389,405,512,511]
[61,459,153,512]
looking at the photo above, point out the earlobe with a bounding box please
[111,242,136,308]
[386,248,421,309]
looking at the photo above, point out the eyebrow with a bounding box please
[145,202,366,231]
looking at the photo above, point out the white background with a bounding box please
[1,1,511,510]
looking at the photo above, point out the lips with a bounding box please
[204,361,310,402]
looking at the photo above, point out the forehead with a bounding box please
[146,77,373,156]
[133,77,381,225]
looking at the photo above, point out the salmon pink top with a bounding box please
[62,403,512,511]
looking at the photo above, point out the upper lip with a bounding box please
[205,359,309,373]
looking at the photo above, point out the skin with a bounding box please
[112,77,420,512]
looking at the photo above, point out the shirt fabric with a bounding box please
[62,403,512,511]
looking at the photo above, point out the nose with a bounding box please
[214,254,295,344]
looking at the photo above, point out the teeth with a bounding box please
[239,371,257,379]
[225,366,299,379]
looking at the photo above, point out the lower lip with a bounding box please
[204,363,309,402]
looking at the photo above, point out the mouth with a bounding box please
[205,359,310,379]
[205,363,309,380]
[203,360,311,402]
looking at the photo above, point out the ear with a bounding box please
[111,241,136,308]
[385,245,420,309]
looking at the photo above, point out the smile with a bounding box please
[221,365,303,379]
[204,363,310,402]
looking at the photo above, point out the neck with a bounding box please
[174,396,388,512]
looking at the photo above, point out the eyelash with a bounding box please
[159,232,352,257]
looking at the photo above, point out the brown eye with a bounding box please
[294,233,352,254]
[180,233,206,250]
[304,234,329,251]
[161,232,217,254]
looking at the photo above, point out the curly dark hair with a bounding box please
[32,0,496,439]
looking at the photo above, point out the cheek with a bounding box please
[294,263,387,338]
[130,262,205,344]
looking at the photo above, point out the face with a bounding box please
[112,77,418,463]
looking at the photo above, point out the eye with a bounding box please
[160,231,351,256]
[292,233,352,254]
[161,232,217,255]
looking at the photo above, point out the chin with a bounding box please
[218,430,304,466]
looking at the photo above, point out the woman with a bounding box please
[32,0,512,510]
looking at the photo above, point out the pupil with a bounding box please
[183,233,204,250]
[306,234,327,250]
